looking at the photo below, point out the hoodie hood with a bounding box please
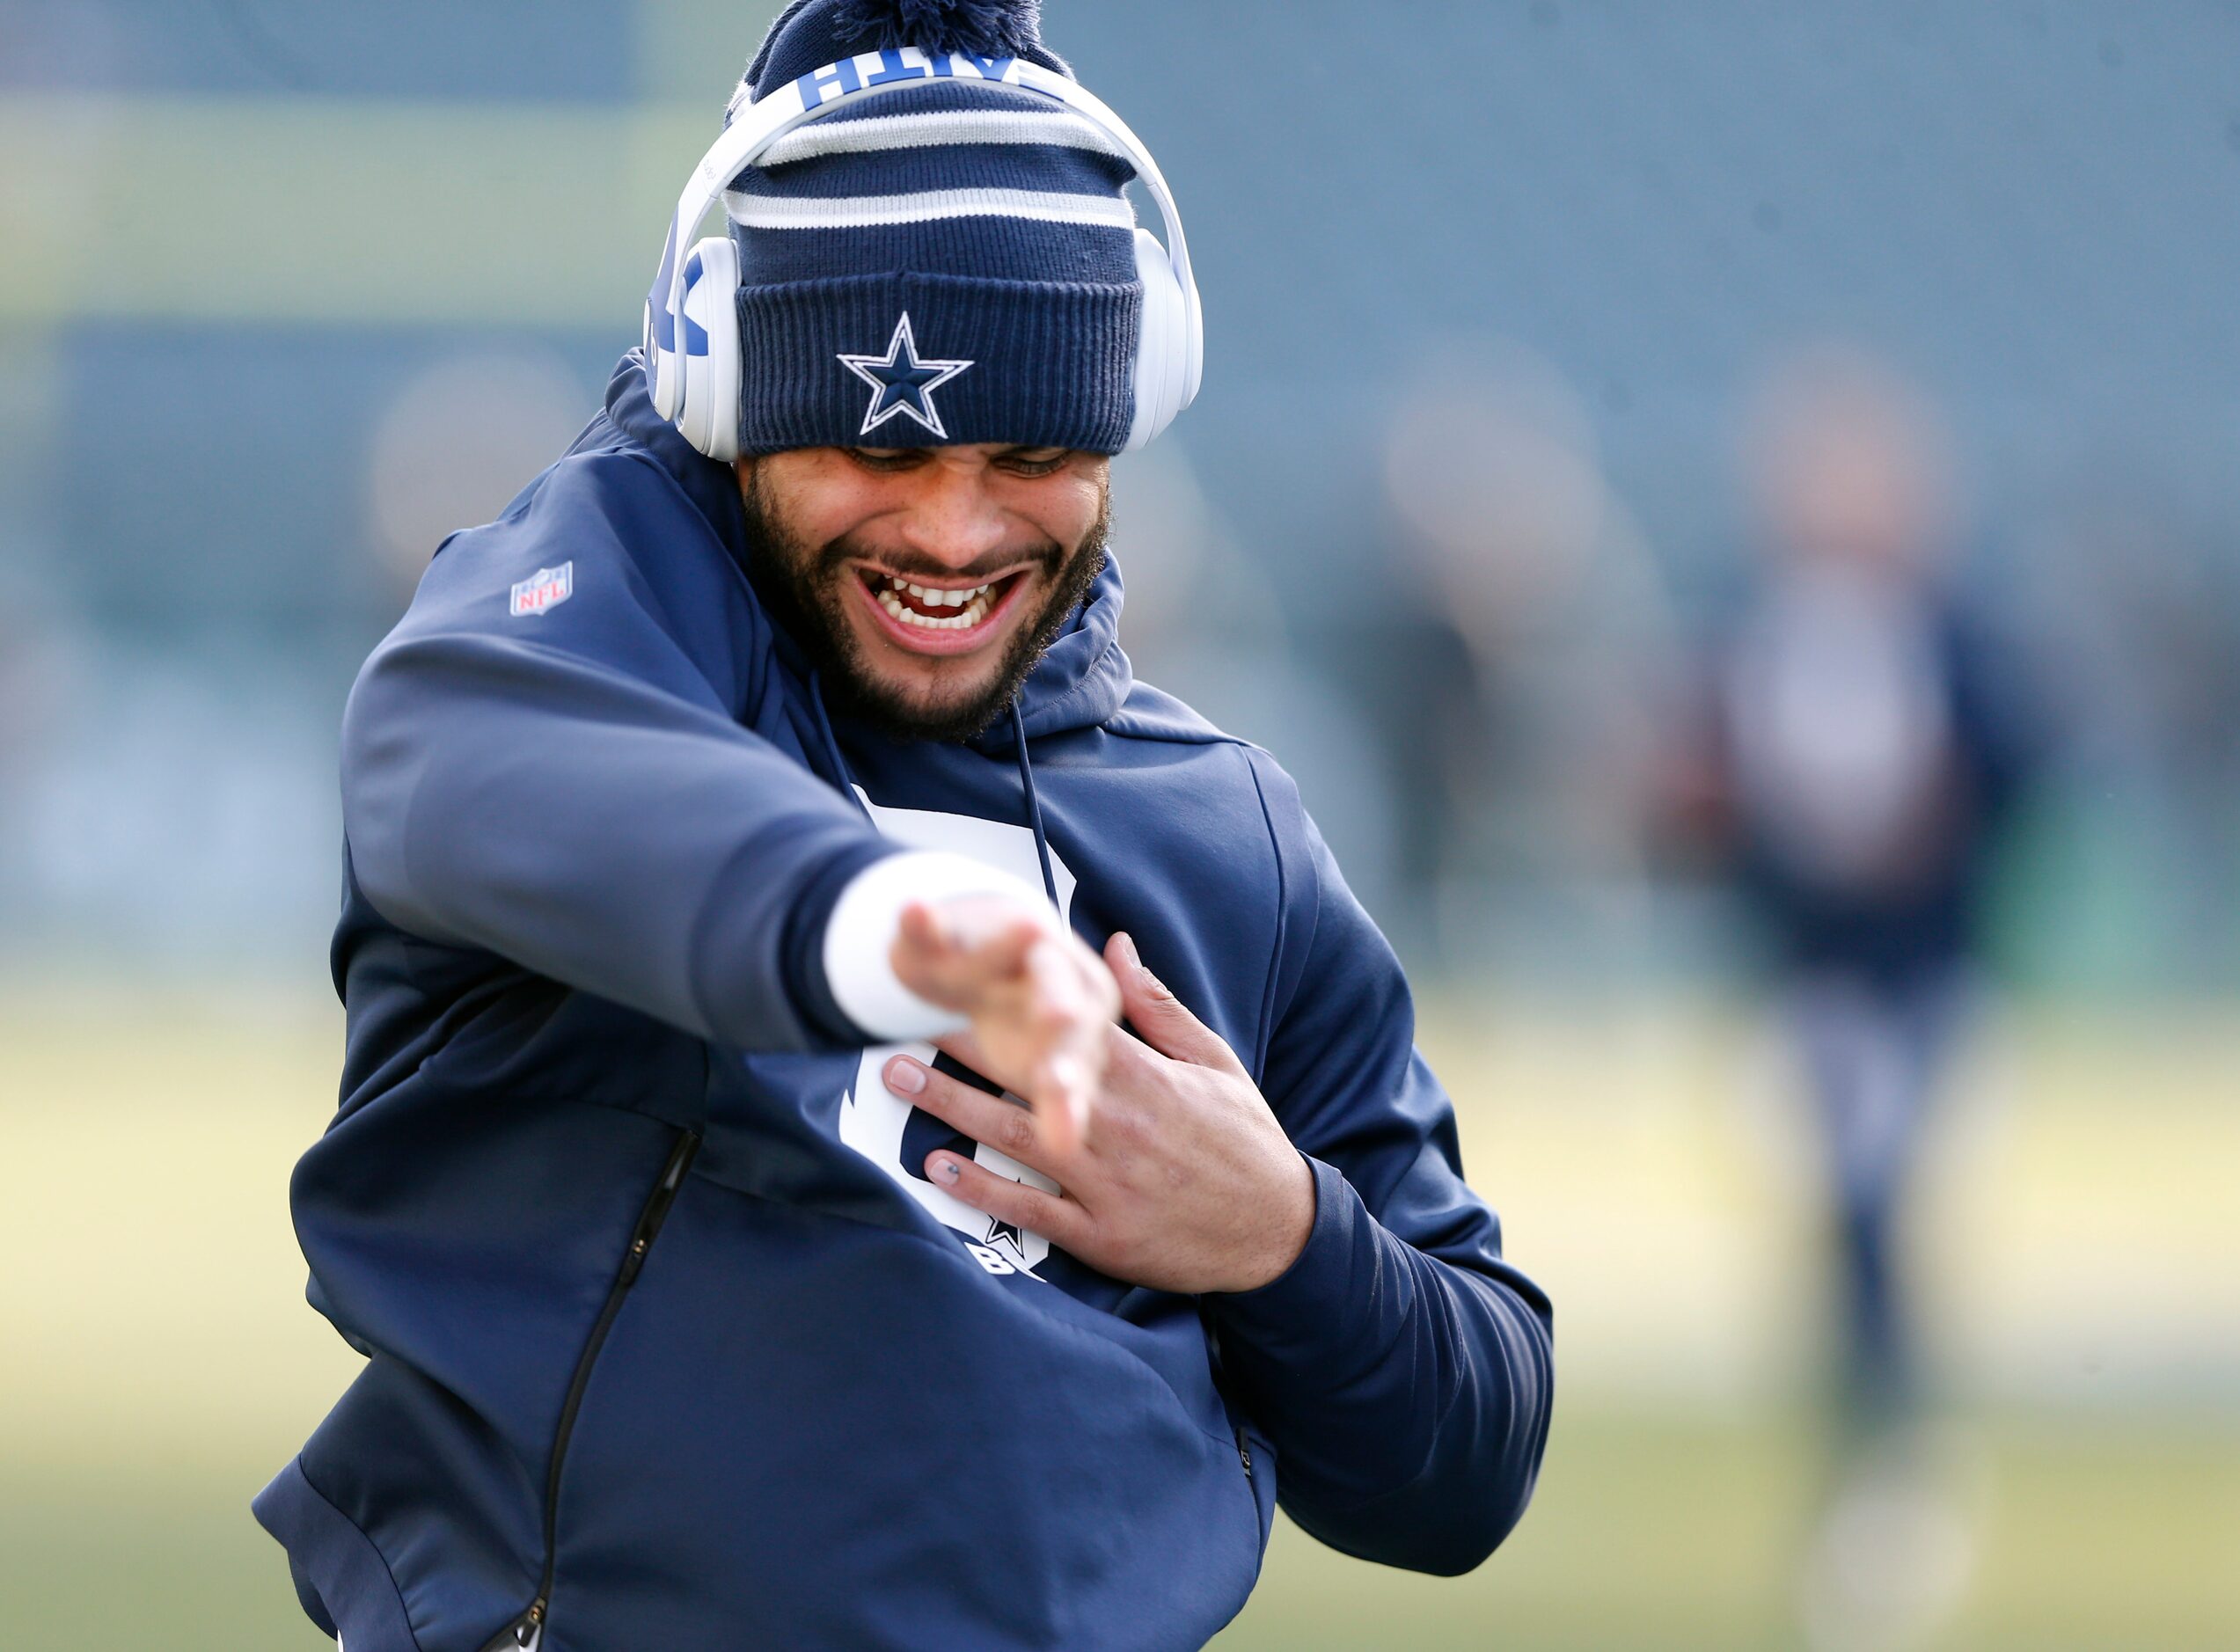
[603,347,1133,752]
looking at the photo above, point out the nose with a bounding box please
[892,456,1009,572]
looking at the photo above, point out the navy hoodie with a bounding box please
[253,353,1554,1652]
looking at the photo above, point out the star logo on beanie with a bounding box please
[838,314,974,440]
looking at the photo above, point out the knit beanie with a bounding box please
[720,0,1142,455]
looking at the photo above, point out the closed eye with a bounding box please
[843,446,932,473]
[841,446,1077,479]
[992,449,1073,478]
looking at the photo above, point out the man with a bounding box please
[1697,351,2033,1643]
[1715,352,2027,1442]
[255,4,1553,1648]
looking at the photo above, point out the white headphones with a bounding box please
[644,49,1203,462]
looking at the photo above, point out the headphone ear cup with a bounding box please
[1179,249,1203,411]
[676,236,743,461]
[1126,226,1188,450]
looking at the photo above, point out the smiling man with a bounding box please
[743,438,1111,742]
[253,4,1552,1649]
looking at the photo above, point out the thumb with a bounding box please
[1105,932,1247,1076]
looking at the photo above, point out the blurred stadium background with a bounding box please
[2,2,2234,1647]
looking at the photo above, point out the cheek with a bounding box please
[1024,475,1107,550]
[788,499,875,553]
[751,456,884,549]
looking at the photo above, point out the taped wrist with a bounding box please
[820,850,1053,1042]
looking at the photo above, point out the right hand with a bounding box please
[889,896,1119,1153]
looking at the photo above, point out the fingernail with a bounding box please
[932,1154,963,1183]
[1115,932,1140,970]
[885,1056,926,1095]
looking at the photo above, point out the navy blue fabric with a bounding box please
[254,350,1553,1650]
[251,1460,404,1646]
[732,140,1133,201]
[733,210,1138,287]
[737,270,1137,454]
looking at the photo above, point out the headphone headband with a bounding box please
[645,48,1201,428]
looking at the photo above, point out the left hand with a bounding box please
[882,932,1316,1295]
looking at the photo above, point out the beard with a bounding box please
[738,466,1109,743]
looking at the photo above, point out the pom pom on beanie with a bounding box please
[745,0,1067,100]
[826,0,1048,60]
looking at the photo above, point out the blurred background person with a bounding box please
[1673,348,2042,1648]
[1379,340,1674,984]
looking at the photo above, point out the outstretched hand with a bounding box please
[884,932,1316,1295]
[889,895,1120,1155]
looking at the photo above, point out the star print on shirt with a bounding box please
[837,314,974,439]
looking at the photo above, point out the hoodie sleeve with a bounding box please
[1202,761,1554,1576]
[340,454,904,1051]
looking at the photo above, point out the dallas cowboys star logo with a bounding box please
[837,314,974,439]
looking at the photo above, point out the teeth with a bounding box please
[875,588,995,631]
[873,575,994,615]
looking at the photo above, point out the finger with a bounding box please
[884,1054,1053,1173]
[927,1026,1042,1109]
[891,903,1042,1007]
[941,897,1057,957]
[926,933,1113,1154]
[1025,939,1110,1151]
[899,897,1022,954]
[1076,932,1124,1023]
[927,1025,993,1074]
[1031,1059,1086,1157]
[926,1150,1084,1250]
[1105,932,1248,1077]
[897,899,948,954]
[927,1010,1085,1155]
[890,905,977,1011]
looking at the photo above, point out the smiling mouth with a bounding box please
[856,568,1027,634]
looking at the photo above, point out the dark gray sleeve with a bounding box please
[341,509,892,1051]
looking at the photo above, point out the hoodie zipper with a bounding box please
[486,1127,701,1652]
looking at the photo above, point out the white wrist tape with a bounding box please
[822,850,1056,1042]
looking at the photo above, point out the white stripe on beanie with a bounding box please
[724,185,1135,232]
[757,107,1130,167]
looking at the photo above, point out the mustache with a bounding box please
[815,536,1065,586]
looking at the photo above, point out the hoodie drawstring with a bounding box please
[805,669,870,821]
[1010,698,1062,914]
[810,674,1059,917]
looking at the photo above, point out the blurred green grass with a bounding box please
[3,986,2235,1649]
[4,1411,2232,1651]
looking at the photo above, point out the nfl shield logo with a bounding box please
[509,562,574,618]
